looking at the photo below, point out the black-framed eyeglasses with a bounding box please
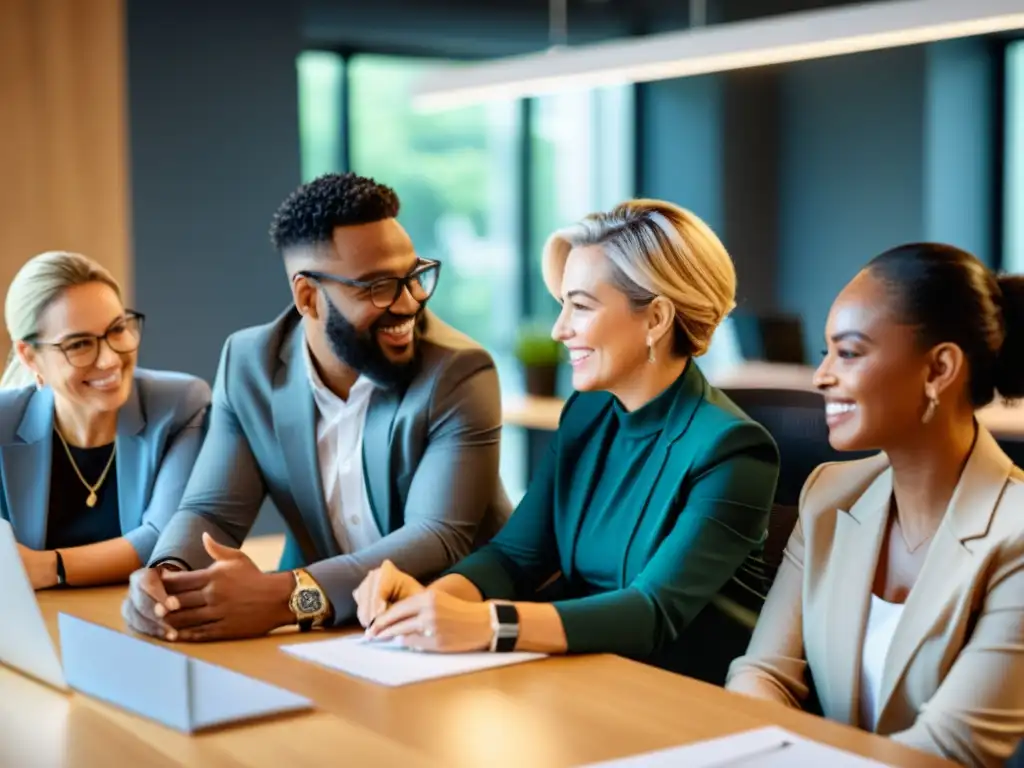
[26,311,145,368]
[298,259,441,310]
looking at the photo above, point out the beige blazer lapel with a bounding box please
[873,428,1011,731]
[825,466,892,727]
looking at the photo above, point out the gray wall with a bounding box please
[638,76,725,233]
[924,38,998,266]
[127,0,304,537]
[638,41,1000,361]
[638,71,781,317]
[127,0,301,383]
[777,47,927,356]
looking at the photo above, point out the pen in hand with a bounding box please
[365,598,391,633]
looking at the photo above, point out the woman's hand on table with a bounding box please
[364,590,493,653]
[353,559,426,628]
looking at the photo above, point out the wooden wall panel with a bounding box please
[0,0,131,347]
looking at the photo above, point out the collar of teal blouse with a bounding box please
[613,359,703,438]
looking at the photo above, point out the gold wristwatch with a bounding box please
[288,569,330,632]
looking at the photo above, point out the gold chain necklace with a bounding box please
[54,428,116,508]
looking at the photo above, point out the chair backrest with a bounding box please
[997,435,1024,468]
[722,387,875,506]
[721,387,876,587]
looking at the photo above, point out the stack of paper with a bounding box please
[281,635,547,686]
[582,727,892,767]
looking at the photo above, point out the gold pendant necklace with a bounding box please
[54,428,116,508]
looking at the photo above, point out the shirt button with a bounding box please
[349,515,360,526]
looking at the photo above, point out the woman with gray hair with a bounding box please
[0,251,210,590]
[353,200,780,683]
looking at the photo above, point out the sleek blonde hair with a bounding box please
[2,251,122,389]
[541,199,736,357]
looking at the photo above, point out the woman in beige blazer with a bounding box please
[726,242,1024,768]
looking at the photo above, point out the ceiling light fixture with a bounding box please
[413,0,1024,111]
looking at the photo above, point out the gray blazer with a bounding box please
[149,307,511,623]
[0,369,211,561]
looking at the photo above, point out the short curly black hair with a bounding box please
[269,172,400,251]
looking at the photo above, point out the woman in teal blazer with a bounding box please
[353,200,780,683]
[0,252,210,590]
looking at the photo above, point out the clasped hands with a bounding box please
[353,560,492,653]
[122,533,294,642]
[120,539,492,651]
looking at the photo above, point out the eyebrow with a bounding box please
[830,330,873,344]
[566,289,601,304]
[355,261,423,283]
[55,315,127,344]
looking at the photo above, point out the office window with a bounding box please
[347,55,527,496]
[296,51,345,182]
[528,86,636,324]
[1006,41,1024,273]
[347,55,522,374]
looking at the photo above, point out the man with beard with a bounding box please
[121,172,511,642]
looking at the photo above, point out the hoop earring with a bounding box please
[921,390,939,424]
[34,373,44,390]
[647,338,655,364]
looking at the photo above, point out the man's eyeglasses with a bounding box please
[298,259,441,310]
[26,312,145,368]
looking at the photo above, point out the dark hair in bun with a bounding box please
[867,243,1024,407]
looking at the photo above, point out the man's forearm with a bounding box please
[260,570,300,629]
[148,511,244,569]
[307,524,457,625]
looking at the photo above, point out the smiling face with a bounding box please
[551,245,653,393]
[18,282,138,416]
[289,218,430,387]
[814,271,935,451]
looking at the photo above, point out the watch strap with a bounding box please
[54,550,67,587]
[489,601,519,652]
[151,557,191,572]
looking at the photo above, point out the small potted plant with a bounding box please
[514,324,563,397]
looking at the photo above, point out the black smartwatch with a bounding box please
[488,601,519,652]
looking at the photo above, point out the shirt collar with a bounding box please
[302,340,375,406]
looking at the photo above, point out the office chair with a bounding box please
[996,434,1024,468]
[721,387,875,581]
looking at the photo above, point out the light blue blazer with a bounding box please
[0,368,211,561]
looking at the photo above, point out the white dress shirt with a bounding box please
[859,594,905,730]
[303,343,383,554]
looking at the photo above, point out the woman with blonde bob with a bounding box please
[352,200,780,682]
[0,251,210,590]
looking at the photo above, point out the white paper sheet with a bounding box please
[281,634,547,686]
[582,727,893,767]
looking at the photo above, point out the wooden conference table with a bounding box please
[0,535,954,768]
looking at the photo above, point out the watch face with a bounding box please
[297,588,323,614]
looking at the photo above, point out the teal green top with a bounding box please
[447,363,780,683]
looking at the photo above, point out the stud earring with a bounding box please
[921,389,939,424]
[647,338,655,364]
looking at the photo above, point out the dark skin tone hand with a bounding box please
[121,533,296,642]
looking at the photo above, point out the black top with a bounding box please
[46,434,121,550]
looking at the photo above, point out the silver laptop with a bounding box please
[0,519,67,690]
